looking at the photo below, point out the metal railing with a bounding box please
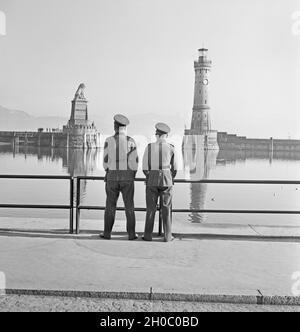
[75,177,300,234]
[75,177,150,234]
[0,175,74,234]
[1,175,300,235]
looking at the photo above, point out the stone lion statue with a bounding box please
[74,83,86,100]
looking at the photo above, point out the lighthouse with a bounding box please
[184,49,219,151]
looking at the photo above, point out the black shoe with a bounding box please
[129,234,139,241]
[100,233,111,240]
[142,237,152,242]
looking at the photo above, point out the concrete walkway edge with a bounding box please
[3,289,300,306]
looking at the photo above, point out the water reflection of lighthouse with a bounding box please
[183,136,218,223]
[182,48,219,222]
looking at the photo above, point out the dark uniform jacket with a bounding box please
[143,139,178,187]
[103,133,139,182]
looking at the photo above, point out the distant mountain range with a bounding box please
[0,105,186,136]
[0,105,67,131]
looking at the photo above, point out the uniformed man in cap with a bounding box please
[101,114,139,240]
[142,123,178,242]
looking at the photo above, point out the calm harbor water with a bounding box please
[0,142,300,227]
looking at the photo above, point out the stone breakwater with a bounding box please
[217,132,300,152]
[0,130,102,149]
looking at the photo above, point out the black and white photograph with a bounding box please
[0,0,300,316]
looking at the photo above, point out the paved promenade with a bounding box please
[0,217,300,300]
[1,295,299,312]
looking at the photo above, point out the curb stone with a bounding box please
[4,289,300,306]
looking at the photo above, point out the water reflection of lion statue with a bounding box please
[74,83,86,100]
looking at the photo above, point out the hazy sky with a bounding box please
[0,0,299,138]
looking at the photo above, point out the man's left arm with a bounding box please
[128,138,139,177]
[103,139,109,172]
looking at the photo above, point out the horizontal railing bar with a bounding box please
[76,176,300,185]
[174,180,300,185]
[0,204,71,209]
[172,209,300,215]
[0,175,72,180]
[1,175,299,185]
[77,205,300,215]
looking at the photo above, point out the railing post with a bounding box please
[69,177,74,234]
[158,196,163,236]
[76,178,81,234]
